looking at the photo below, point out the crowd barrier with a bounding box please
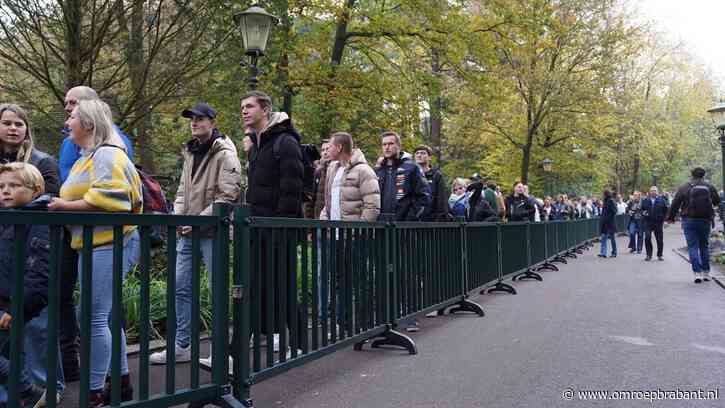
[0,206,627,408]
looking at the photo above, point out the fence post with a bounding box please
[513,223,543,281]
[448,217,485,316]
[232,205,253,407]
[484,224,517,295]
[210,203,243,407]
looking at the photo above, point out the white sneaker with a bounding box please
[35,390,62,408]
[199,355,234,375]
[694,272,703,284]
[150,344,191,364]
[703,271,711,281]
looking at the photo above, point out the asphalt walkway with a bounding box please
[63,225,725,407]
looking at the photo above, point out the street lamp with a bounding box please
[543,158,553,197]
[707,101,725,195]
[234,4,278,90]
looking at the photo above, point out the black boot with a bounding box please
[103,374,134,404]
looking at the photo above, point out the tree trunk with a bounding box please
[277,0,294,116]
[127,0,154,170]
[64,0,84,91]
[318,0,356,141]
[429,48,443,167]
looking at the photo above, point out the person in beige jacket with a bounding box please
[151,102,241,366]
[320,132,380,222]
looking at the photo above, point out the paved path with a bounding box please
[63,225,725,407]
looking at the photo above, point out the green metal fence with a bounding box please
[0,204,240,408]
[0,207,627,408]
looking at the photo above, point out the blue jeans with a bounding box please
[682,218,711,273]
[600,233,617,256]
[628,219,643,252]
[0,308,65,402]
[175,236,214,349]
[78,230,139,391]
[0,327,33,394]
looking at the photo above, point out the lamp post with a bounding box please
[652,166,659,188]
[543,158,553,197]
[707,102,725,196]
[234,4,278,91]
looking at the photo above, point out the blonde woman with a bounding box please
[48,99,142,406]
[0,104,59,194]
[448,178,470,218]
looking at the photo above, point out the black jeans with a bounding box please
[59,233,79,364]
[643,221,664,258]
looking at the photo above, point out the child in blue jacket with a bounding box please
[0,162,52,408]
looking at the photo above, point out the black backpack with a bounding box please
[688,183,714,219]
[273,135,320,203]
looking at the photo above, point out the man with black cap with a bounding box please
[667,167,720,283]
[150,102,242,366]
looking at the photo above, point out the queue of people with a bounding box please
[0,86,722,407]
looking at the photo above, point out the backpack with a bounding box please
[273,135,320,203]
[472,196,498,222]
[136,166,171,247]
[688,183,714,219]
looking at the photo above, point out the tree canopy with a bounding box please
[0,0,721,196]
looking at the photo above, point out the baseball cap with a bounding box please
[182,102,217,119]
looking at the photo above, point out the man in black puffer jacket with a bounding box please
[243,91,304,218]
[376,132,431,222]
[241,91,304,354]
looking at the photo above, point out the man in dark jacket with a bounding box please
[243,91,304,218]
[241,91,304,354]
[641,186,668,261]
[667,167,720,283]
[376,132,431,222]
[414,145,448,221]
[308,140,330,219]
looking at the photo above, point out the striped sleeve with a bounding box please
[83,148,137,212]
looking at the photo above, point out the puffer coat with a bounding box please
[320,149,380,222]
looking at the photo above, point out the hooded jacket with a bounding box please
[246,112,304,218]
[0,195,51,323]
[320,149,380,222]
[375,152,431,221]
[174,129,242,222]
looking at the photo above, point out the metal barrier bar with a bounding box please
[46,225,62,408]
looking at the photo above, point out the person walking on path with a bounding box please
[598,190,618,258]
[667,167,720,283]
[627,192,644,254]
[641,186,668,261]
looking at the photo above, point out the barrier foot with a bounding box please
[513,270,543,282]
[482,280,517,295]
[551,256,568,265]
[368,328,417,355]
[535,262,559,272]
[448,298,485,316]
[564,251,578,259]
[189,389,248,408]
[219,393,251,408]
